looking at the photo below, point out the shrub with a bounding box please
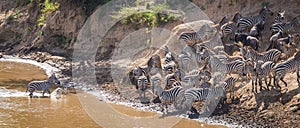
[37,0,60,27]
[112,3,181,27]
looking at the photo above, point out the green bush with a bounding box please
[112,3,181,27]
[37,0,60,27]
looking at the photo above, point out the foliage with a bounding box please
[112,3,181,27]
[37,0,60,27]
[261,1,269,7]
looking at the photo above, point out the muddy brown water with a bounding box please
[0,61,227,128]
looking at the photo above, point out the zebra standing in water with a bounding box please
[237,6,273,32]
[274,51,300,89]
[270,15,300,35]
[25,74,61,97]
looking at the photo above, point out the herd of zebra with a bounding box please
[130,6,300,115]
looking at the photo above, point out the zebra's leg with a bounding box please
[274,75,279,89]
[266,77,271,90]
[42,90,46,96]
[251,79,255,93]
[297,68,300,86]
[259,78,263,91]
[29,92,33,98]
[47,89,51,95]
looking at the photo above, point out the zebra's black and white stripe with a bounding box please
[179,31,201,46]
[244,46,281,63]
[270,15,300,34]
[25,74,61,97]
[150,73,162,96]
[218,76,238,101]
[255,61,275,91]
[210,56,245,75]
[274,51,300,89]
[237,6,273,32]
[137,74,148,99]
[159,86,185,113]
[181,86,225,112]
[133,66,149,78]
[220,13,242,37]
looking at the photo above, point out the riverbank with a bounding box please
[1,52,299,128]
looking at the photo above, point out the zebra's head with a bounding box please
[275,10,285,23]
[137,75,148,91]
[49,74,60,85]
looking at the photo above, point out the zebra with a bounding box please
[237,6,273,32]
[255,61,275,91]
[210,56,246,76]
[212,16,228,31]
[179,31,202,46]
[274,51,300,89]
[164,73,181,90]
[220,12,242,38]
[132,66,149,78]
[25,74,61,97]
[180,86,225,114]
[274,10,285,23]
[164,60,177,74]
[243,46,282,63]
[163,46,177,64]
[178,51,192,72]
[249,21,265,41]
[217,76,238,102]
[243,59,260,93]
[137,74,149,99]
[154,85,185,114]
[270,15,300,35]
[150,73,162,96]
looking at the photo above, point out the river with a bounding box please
[0,60,227,128]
